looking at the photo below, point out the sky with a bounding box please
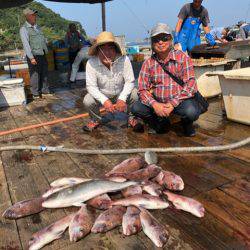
[37,0,250,41]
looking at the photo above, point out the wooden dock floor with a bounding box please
[0,84,249,249]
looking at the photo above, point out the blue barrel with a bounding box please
[54,48,69,70]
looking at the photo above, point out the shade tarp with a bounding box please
[45,0,112,3]
[0,0,112,9]
[0,0,33,9]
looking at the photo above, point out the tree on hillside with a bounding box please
[0,1,86,51]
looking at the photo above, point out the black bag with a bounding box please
[152,55,209,114]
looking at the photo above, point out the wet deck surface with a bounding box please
[0,83,249,249]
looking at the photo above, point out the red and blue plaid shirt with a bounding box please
[138,49,197,107]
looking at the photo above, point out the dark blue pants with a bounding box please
[131,98,200,131]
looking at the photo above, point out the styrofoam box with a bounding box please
[0,78,26,107]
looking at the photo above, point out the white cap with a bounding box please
[150,23,172,38]
[23,8,37,16]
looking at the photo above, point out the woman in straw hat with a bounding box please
[82,31,144,132]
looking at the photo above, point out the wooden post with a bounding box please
[101,1,106,31]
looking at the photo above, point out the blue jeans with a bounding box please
[131,98,200,130]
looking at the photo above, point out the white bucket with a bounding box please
[0,78,26,107]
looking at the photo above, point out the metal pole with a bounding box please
[101,1,106,31]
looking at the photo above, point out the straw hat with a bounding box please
[88,31,123,56]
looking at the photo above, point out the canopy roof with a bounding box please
[45,0,112,3]
[0,0,33,9]
[0,0,112,9]
[0,0,113,30]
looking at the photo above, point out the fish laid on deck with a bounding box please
[2,197,45,219]
[163,190,205,218]
[105,157,146,177]
[29,214,74,250]
[42,180,137,208]
[122,206,141,236]
[69,205,94,242]
[87,193,112,210]
[111,194,169,209]
[153,170,185,191]
[2,156,206,249]
[91,206,127,233]
[140,207,169,248]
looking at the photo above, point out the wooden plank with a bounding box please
[196,189,250,240]
[24,94,207,249]
[0,157,22,250]
[4,105,79,249]
[175,153,250,182]
[219,178,250,206]
[23,98,154,249]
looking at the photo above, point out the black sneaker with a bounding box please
[42,90,54,96]
[128,117,144,133]
[183,122,196,137]
[32,94,42,100]
[147,117,170,134]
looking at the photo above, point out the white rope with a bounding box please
[0,137,249,155]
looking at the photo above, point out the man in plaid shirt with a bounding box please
[131,23,201,136]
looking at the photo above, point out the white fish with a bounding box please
[42,185,70,198]
[42,180,137,208]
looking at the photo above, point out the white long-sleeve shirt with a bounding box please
[86,55,135,105]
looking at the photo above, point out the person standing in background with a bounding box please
[65,23,86,84]
[210,27,230,43]
[237,21,250,40]
[20,8,52,100]
[174,0,216,53]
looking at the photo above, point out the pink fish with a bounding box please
[3,197,45,220]
[29,214,74,250]
[125,164,161,181]
[142,181,162,196]
[153,170,184,191]
[163,191,205,218]
[91,206,126,233]
[105,157,146,177]
[122,206,141,236]
[111,194,169,209]
[87,194,112,210]
[121,185,142,197]
[139,208,169,248]
[69,205,93,242]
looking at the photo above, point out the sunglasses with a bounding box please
[152,35,172,43]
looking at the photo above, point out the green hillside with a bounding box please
[0,1,86,51]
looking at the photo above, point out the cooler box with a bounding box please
[126,46,140,55]
[0,78,26,107]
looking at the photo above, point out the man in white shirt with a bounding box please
[83,31,143,132]
[20,8,52,99]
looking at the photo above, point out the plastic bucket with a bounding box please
[54,48,69,70]
[46,50,55,71]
